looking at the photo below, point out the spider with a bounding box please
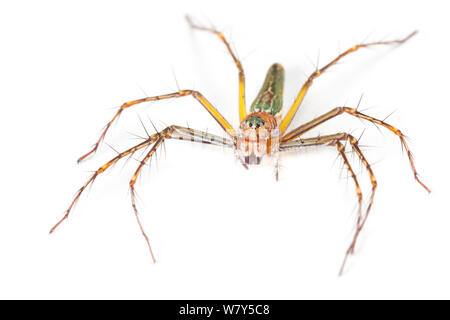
[51,16,429,275]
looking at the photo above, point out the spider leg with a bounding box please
[78,90,235,163]
[50,135,160,234]
[128,125,233,262]
[186,15,247,121]
[279,31,417,133]
[282,106,429,192]
[281,134,363,224]
[280,132,377,276]
[170,125,234,147]
[53,125,232,260]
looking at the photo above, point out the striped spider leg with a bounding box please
[128,126,233,261]
[50,126,233,261]
[279,31,418,133]
[186,15,247,121]
[280,133,375,276]
[281,133,367,221]
[280,106,430,275]
[76,90,235,163]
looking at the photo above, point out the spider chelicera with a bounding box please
[51,16,429,275]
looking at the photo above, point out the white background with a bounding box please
[1,0,449,299]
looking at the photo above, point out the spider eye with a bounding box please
[256,124,260,128]
[249,123,253,127]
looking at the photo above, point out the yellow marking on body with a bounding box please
[194,92,236,136]
[239,80,246,121]
[279,83,310,133]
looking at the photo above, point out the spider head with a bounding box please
[236,112,280,165]
[245,115,266,129]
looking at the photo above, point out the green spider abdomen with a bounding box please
[250,63,284,116]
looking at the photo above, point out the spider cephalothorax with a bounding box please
[237,112,280,165]
[51,16,428,275]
